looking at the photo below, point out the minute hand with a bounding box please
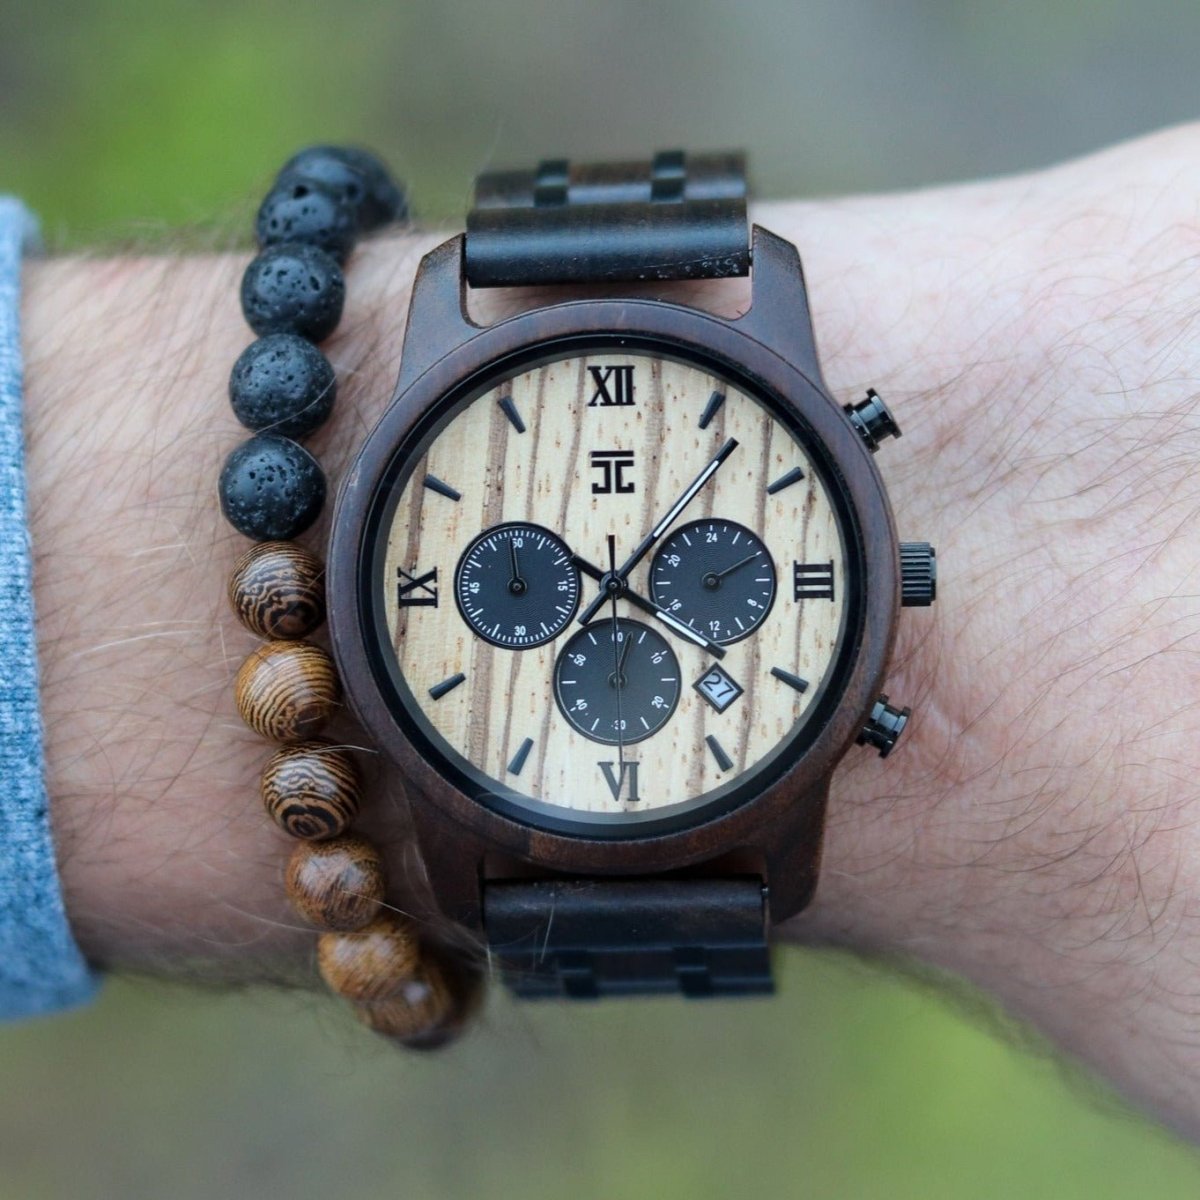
[577,436,739,625]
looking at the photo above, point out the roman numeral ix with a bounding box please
[397,566,439,608]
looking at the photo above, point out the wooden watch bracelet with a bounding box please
[216,144,482,1046]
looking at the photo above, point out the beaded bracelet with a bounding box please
[217,145,481,1047]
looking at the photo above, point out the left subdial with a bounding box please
[454,522,580,649]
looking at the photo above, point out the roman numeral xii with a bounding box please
[588,365,636,407]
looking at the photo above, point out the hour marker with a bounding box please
[507,737,534,775]
[771,667,810,693]
[423,474,461,501]
[588,364,636,407]
[698,390,726,430]
[705,734,734,772]
[498,395,526,433]
[793,560,835,602]
[598,760,640,802]
[428,672,465,700]
[397,566,439,607]
[766,466,805,494]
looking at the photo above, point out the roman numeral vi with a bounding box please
[598,760,640,802]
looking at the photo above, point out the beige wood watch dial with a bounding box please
[378,349,849,820]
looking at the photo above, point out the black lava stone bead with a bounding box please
[279,145,407,231]
[240,243,345,342]
[229,334,337,439]
[255,179,358,263]
[219,433,327,541]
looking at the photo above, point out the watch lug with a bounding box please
[393,233,480,396]
[736,225,824,383]
[757,778,831,921]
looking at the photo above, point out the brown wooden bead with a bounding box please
[317,913,421,1003]
[261,739,361,839]
[354,961,459,1043]
[229,540,326,640]
[285,833,384,929]
[235,639,340,743]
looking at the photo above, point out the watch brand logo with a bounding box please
[590,449,636,494]
[598,760,640,802]
[587,364,636,407]
[397,566,439,607]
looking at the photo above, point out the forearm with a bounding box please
[23,128,1200,1129]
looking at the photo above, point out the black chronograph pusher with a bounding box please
[455,522,580,648]
[650,519,777,646]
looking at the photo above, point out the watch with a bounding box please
[327,150,936,999]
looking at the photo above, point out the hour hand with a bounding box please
[572,555,726,660]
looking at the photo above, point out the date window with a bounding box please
[693,663,744,714]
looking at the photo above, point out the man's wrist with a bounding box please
[21,128,1200,1133]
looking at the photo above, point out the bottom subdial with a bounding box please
[553,618,681,746]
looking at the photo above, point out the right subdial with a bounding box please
[649,519,777,647]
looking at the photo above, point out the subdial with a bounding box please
[553,618,681,745]
[649,519,776,646]
[455,522,579,649]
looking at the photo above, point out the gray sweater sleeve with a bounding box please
[0,197,99,1017]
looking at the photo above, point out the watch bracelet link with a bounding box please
[469,150,774,999]
[466,149,751,287]
[486,878,772,999]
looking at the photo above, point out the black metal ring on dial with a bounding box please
[454,522,580,649]
[649,518,777,646]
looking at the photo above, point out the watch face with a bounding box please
[360,339,863,837]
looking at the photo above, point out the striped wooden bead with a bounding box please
[317,913,421,1003]
[229,540,326,640]
[261,739,361,839]
[235,639,340,742]
[285,833,384,929]
[354,961,460,1045]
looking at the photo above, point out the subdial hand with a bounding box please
[572,554,727,659]
[507,538,526,596]
[703,550,762,590]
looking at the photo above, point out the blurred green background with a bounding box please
[4,1,1200,1196]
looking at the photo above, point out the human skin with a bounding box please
[21,127,1200,1135]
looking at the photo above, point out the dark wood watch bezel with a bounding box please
[327,227,901,925]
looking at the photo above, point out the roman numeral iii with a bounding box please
[793,561,835,602]
[587,364,636,407]
[397,566,439,607]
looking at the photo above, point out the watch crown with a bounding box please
[857,695,910,758]
[900,542,937,606]
[844,388,902,452]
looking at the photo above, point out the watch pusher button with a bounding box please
[900,542,937,607]
[857,695,911,758]
[844,388,902,452]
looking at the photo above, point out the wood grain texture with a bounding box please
[261,738,361,839]
[285,832,384,928]
[352,961,460,1043]
[316,913,421,1003]
[235,639,341,743]
[381,351,846,816]
[228,540,326,640]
